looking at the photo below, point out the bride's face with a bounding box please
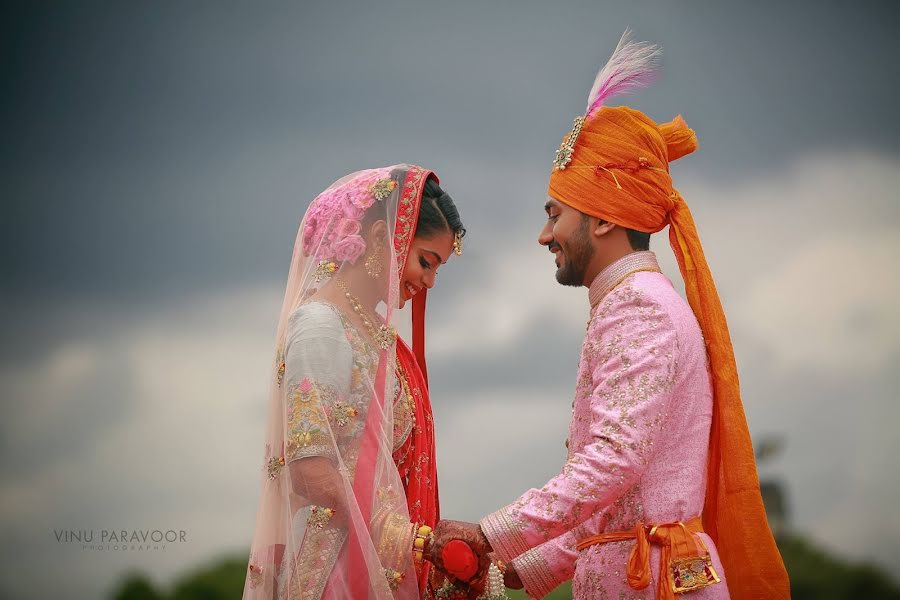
[398,230,455,308]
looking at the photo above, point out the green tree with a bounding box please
[110,573,163,600]
[170,556,248,600]
[779,535,900,600]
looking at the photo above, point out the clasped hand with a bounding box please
[427,520,523,593]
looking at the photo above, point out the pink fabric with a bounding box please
[481,266,730,599]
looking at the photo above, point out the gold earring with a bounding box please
[452,231,463,256]
[365,252,383,278]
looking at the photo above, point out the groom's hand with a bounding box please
[503,561,524,590]
[428,519,492,582]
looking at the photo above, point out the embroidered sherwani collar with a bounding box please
[588,251,661,310]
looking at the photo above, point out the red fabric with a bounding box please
[412,290,428,387]
[396,336,440,592]
[398,167,440,594]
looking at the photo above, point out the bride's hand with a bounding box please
[428,520,492,583]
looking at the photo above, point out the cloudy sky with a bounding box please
[2,1,899,597]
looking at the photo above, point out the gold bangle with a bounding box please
[413,524,433,565]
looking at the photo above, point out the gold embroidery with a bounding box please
[313,260,337,282]
[279,303,381,471]
[266,455,285,480]
[384,568,405,590]
[330,400,359,428]
[307,505,336,529]
[377,485,401,503]
[285,377,336,461]
[503,278,680,581]
[393,365,415,452]
[287,523,347,600]
[275,345,285,386]
[288,421,320,449]
[393,167,428,269]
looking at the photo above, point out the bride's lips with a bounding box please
[404,282,420,299]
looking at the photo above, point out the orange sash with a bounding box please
[576,516,720,600]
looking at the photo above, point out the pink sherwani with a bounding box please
[481,252,730,599]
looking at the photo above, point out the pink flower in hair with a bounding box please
[340,192,366,221]
[315,241,336,261]
[301,167,395,261]
[334,218,361,239]
[302,195,331,254]
[333,234,367,263]
[304,220,328,256]
[349,188,377,211]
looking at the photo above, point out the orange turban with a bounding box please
[549,105,790,599]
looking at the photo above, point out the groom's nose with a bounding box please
[538,222,554,246]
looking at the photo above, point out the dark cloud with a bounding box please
[2,0,899,297]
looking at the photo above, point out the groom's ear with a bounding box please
[593,219,616,238]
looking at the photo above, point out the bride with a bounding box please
[244,165,465,599]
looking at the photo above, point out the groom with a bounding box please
[429,34,788,600]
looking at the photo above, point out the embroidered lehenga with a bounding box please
[244,165,441,599]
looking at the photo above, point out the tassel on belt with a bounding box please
[576,516,720,599]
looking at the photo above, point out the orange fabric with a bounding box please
[549,106,789,599]
[576,517,708,600]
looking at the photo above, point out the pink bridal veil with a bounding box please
[243,165,435,599]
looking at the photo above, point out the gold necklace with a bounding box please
[336,278,397,351]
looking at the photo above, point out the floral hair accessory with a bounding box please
[369,178,396,201]
[302,168,394,264]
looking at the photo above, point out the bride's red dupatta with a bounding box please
[395,328,439,594]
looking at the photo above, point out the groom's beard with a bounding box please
[555,220,594,287]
